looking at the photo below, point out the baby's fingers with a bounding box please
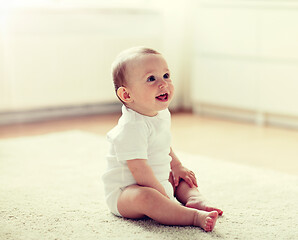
[174,176,180,187]
[185,176,194,188]
[192,176,198,187]
[171,172,180,187]
[189,171,198,187]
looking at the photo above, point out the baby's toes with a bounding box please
[205,212,218,232]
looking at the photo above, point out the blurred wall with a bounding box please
[1,0,298,128]
[0,2,166,113]
[190,0,298,128]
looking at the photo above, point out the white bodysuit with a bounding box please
[102,105,174,216]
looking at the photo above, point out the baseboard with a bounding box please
[193,103,257,123]
[3,102,298,130]
[265,113,298,130]
[193,102,298,130]
[0,102,122,125]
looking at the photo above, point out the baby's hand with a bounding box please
[170,164,198,188]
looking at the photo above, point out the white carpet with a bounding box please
[0,131,297,240]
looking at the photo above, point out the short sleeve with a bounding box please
[107,121,149,162]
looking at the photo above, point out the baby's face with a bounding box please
[124,54,174,116]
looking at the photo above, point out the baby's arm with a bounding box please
[170,148,198,188]
[127,159,169,198]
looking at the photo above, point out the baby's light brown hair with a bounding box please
[111,46,161,102]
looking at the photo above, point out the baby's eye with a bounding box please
[147,76,156,82]
[163,73,170,79]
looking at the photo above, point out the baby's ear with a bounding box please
[117,87,133,103]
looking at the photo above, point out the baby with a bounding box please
[102,47,222,232]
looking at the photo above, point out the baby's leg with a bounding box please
[174,180,223,216]
[117,185,218,231]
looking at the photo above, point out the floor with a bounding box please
[0,112,297,175]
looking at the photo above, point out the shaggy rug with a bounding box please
[0,131,297,240]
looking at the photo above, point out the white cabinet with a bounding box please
[260,63,298,116]
[260,9,298,59]
[192,0,298,124]
[0,7,164,112]
[192,58,258,111]
[194,7,258,56]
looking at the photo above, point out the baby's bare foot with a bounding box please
[186,196,223,216]
[193,210,218,232]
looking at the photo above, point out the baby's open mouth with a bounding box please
[156,93,168,101]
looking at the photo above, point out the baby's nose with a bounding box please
[159,79,168,89]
